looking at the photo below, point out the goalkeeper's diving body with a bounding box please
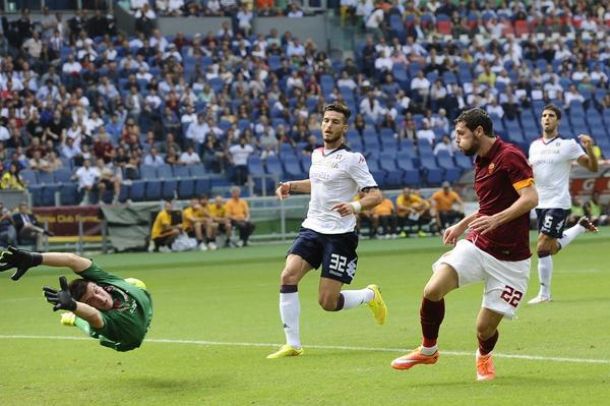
[0,247,152,352]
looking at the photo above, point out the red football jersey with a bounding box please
[466,138,534,261]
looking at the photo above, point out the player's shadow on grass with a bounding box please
[123,377,219,391]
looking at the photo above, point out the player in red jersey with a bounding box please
[391,108,538,381]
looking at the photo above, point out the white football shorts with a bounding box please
[432,239,531,318]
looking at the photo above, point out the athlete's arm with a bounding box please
[74,301,105,329]
[469,184,538,235]
[576,134,598,172]
[43,276,104,328]
[332,187,382,217]
[275,179,311,199]
[42,252,93,273]
[442,210,479,245]
[1,248,92,280]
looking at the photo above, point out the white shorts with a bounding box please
[432,239,531,319]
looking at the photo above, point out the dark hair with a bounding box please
[69,278,90,301]
[542,103,562,120]
[454,108,494,137]
[323,102,351,122]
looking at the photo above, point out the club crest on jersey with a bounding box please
[488,162,495,174]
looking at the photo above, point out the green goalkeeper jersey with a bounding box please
[80,263,153,352]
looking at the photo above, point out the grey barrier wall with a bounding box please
[253,15,329,52]
[0,190,28,209]
[121,13,329,52]
[156,17,234,38]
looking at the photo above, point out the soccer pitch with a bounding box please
[1,231,609,405]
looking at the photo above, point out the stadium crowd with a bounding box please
[0,2,608,219]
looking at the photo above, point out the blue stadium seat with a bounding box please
[172,165,191,178]
[162,179,177,200]
[145,180,163,201]
[176,179,193,199]
[52,168,72,183]
[59,184,79,205]
[140,165,157,179]
[454,153,473,171]
[157,164,173,179]
[193,177,210,196]
[300,154,312,174]
[129,180,146,202]
[379,152,403,188]
[265,155,284,178]
[282,155,304,180]
[247,155,265,177]
[20,169,38,186]
[188,164,207,177]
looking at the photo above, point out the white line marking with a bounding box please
[0,335,607,365]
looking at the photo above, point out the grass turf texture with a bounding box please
[1,230,609,405]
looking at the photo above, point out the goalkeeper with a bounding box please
[0,247,153,352]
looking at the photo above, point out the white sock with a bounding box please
[557,223,586,250]
[421,345,438,355]
[537,255,553,298]
[340,288,375,310]
[280,292,301,348]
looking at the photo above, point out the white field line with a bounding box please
[0,334,608,365]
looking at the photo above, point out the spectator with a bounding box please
[0,202,17,248]
[28,150,51,172]
[95,158,122,205]
[208,195,234,247]
[433,134,455,156]
[143,147,165,166]
[11,201,53,249]
[224,186,255,247]
[202,133,225,173]
[369,191,397,239]
[73,158,100,205]
[186,114,210,146]
[416,121,436,145]
[135,3,156,36]
[0,163,26,191]
[46,151,63,172]
[430,181,465,230]
[181,198,213,251]
[150,200,181,252]
[178,145,202,165]
[228,137,254,185]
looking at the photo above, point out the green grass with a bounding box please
[1,230,609,405]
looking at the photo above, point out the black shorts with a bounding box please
[536,208,570,238]
[287,227,359,284]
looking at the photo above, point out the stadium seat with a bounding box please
[52,168,72,183]
[157,164,173,179]
[140,165,157,179]
[161,179,177,200]
[145,180,162,201]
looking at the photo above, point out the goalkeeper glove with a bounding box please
[43,276,77,312]
[0,246,43,281]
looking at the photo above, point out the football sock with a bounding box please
[279,285,301,348]
[339,288,375,310]
[537,253,553,298]
[74,317,91,335]
[478,330,499,356]
[557,223,586,250]
[420,345,438,356]
[421,297,445,348]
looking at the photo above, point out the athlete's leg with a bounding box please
[475,307,503,381]
[532,233,559,300]
[276,254,313,350]
[420,263,459,348]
